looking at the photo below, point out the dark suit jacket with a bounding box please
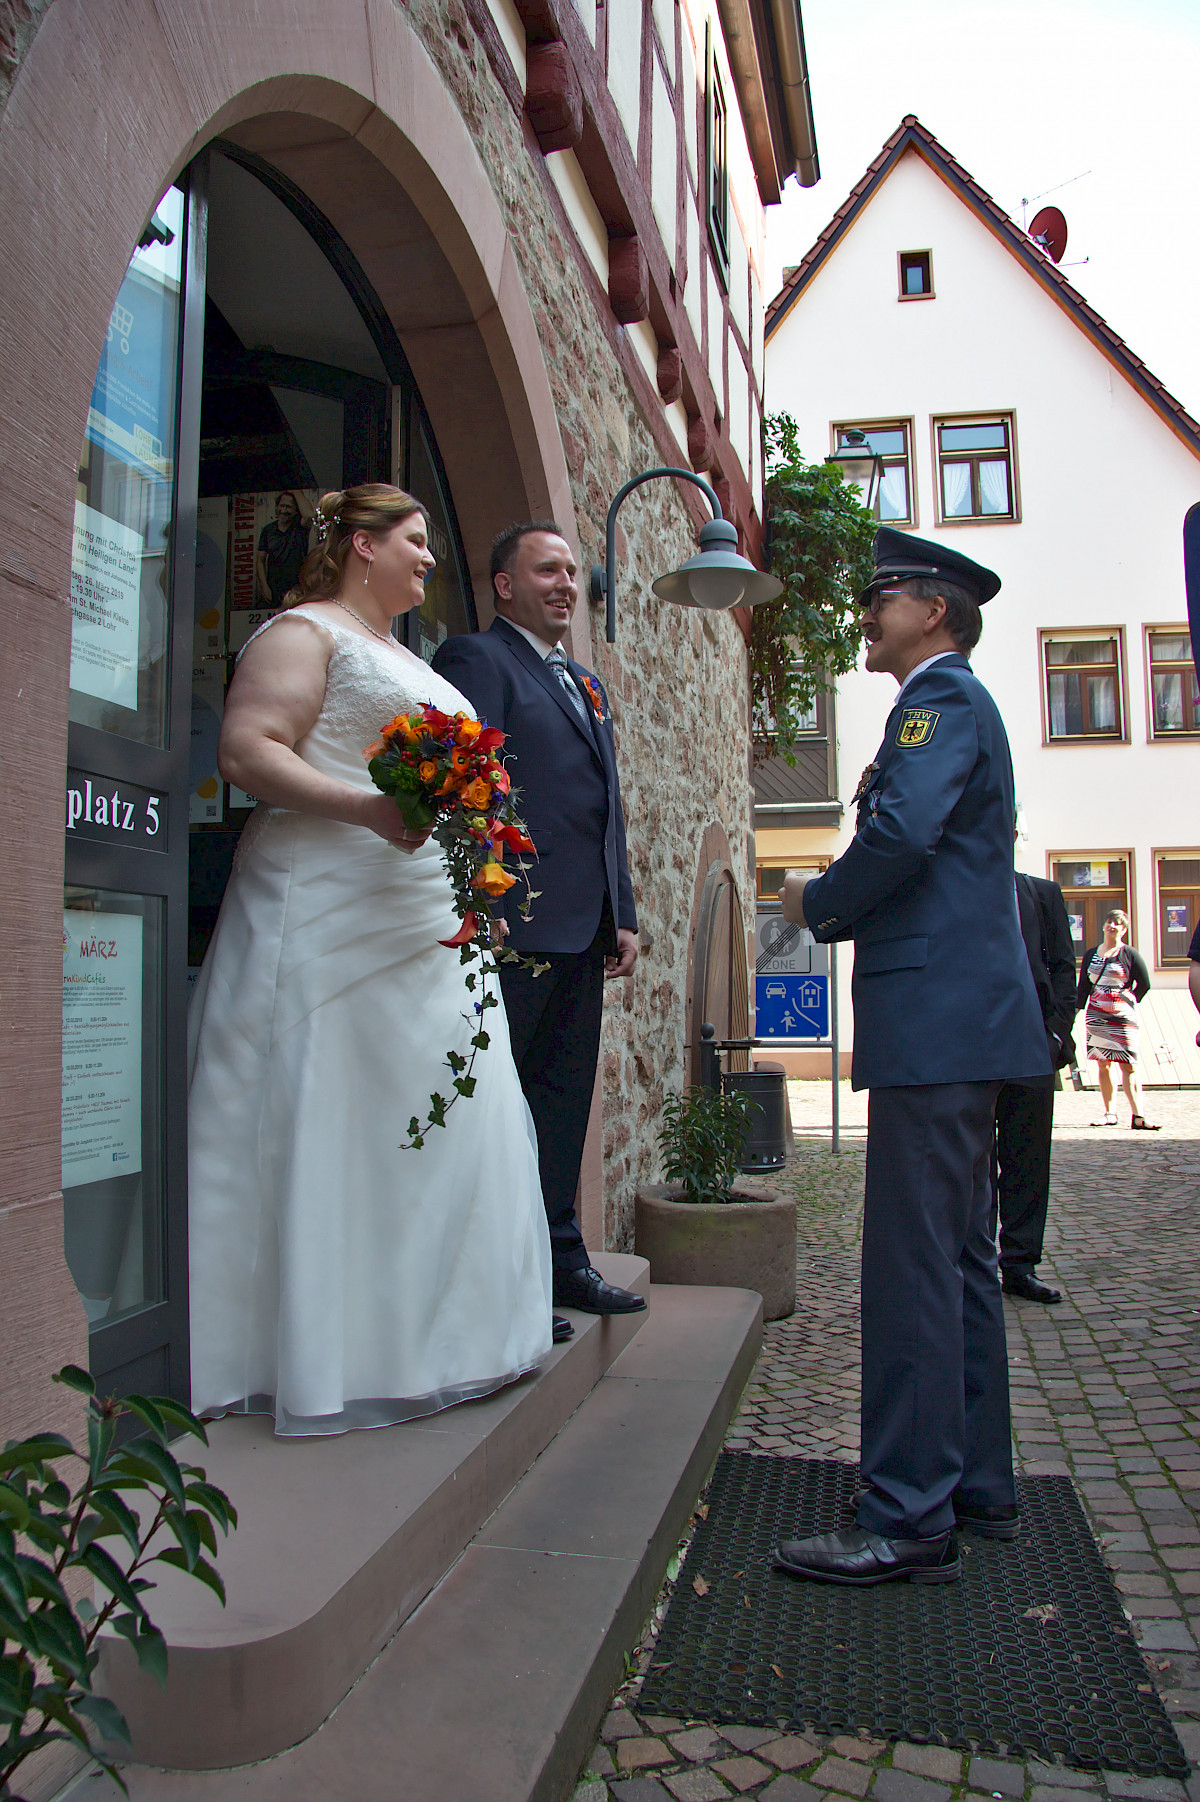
[432,617,636,955]
[802,653,1050,1091]
[1013,872,1078,1086]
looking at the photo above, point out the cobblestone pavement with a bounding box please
[574,1084,1200,1802]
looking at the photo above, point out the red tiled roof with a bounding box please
[765,115,1200,462]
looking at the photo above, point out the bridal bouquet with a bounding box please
[365,705,542,1148]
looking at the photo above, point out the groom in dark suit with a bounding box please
[433,523,646,1322]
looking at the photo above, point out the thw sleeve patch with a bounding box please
[896,706,940,747]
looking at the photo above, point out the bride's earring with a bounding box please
[364,554,372,589]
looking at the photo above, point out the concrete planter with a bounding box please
[634,1182,797,1320]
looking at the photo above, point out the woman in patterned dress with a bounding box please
[1076,910,1158,1130]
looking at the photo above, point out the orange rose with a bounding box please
[464,777,492,809]
[419,760,438,782]
[456,717,483,743]
[474,861,517,897]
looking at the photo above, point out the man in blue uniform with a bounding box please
[773,529,1049,1586]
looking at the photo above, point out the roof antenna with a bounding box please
[1020,169,1091,232]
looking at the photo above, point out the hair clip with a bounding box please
[314,507,341,538]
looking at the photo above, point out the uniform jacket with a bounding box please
[1013,873,1078,1087]
[802,653,1050,1090]
[432,616,636,955]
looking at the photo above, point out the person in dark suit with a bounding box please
[994,869,1077,1305]
[432,523,645,1323]
[772,528,1049,1588]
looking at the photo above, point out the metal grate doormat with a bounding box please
[638,1453,1187,1775]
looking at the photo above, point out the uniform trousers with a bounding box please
[857,1080,1014,1541]
[499,925,608,1275]
[990,1081,1055,1273]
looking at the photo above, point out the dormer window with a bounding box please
[898,251,933,299]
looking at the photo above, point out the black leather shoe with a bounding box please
[774,1527,959,1586]
[552,1315,575,1343]
[1003,1270,1061,1304]
[553,1267,647,1315]
[954,1498,1019,1540]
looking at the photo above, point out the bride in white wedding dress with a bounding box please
[187,484,554,1435]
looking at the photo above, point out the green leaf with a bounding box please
[147,1396,209,1446]
[53,1365,97,1397]
[163,1509,201,1570]
[453,1076,476,1098]
[73,1690,132,1747]
[0,1434,75,1473]
[86,1491,143,1558]
[0,1481,30,1530]
[130,1621,168,1687]
[157,1547,226,1607]
[80,1542,146,1616]
[107,1439,187,1510]
[119,1394,168,1441]
[28,1607,89,1681]
[183,1480,237,1533]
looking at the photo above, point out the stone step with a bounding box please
[97,1253,651,1771]
[90,1280,762,1802]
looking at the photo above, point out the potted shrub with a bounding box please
[634,1086,796,1319]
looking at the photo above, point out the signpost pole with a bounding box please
[830,940,840,1155]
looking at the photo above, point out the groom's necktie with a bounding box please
[545,645,591,726]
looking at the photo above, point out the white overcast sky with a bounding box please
[768,0,1200,417]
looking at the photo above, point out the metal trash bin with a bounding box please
[723,1067,788,1171]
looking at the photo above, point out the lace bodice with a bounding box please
[244,607,474,789]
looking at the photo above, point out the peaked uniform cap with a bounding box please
[859,527,1002,604]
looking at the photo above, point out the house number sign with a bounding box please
[65,768,168,852]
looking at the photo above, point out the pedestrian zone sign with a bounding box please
[755,972,829,1041]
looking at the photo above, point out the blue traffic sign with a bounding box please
[755,972,829,1041]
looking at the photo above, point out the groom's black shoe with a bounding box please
[554,1266,647,1315]
[1003,1269,1061,1304]
[552,1315,574,1343]
[774,1527,959,1586]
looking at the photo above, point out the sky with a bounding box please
[767,0,1200,418]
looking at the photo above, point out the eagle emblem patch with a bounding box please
[896,707,940,747]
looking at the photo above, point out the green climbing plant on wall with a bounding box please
[752,412,877,765]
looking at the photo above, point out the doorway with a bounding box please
[64,141,476,1400]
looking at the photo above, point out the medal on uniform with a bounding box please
[852,761,878,803]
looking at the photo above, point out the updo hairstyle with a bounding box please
[284,484,424,606]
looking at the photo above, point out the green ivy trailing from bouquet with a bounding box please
[0,1367,236,1801]
[752,412,877,765]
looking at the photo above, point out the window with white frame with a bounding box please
[1147,629,1200,736]
[934,415,1017,521]
[1042,631,1125,741]
[835,421,914,525]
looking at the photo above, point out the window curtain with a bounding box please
[941,462,971,516]
[879,465,908,521]
[978,459,1011,514]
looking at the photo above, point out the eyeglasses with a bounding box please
[858,587,911,618]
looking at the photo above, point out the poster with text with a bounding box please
[228,490,318,647]
[70,502,142,710]
[62,911,143,1189]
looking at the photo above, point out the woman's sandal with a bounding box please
[1091,1111,1119,1126]
[1131,1115,1161,1131]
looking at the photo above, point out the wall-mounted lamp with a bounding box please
[829,428,884,515]
[589,466,783,642]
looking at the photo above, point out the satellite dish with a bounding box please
[1029,206,1068,263]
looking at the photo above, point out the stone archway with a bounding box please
[0,0,574,1441]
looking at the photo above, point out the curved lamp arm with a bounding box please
[590,467,723,643]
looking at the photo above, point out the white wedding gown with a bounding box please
[187,609,554,1435]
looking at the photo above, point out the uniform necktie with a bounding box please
[545,645,591,725]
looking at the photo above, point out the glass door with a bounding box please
[63,165,206,1399]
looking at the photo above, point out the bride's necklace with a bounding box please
[330,597,402,650]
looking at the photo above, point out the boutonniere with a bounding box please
[580,675,607,722]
